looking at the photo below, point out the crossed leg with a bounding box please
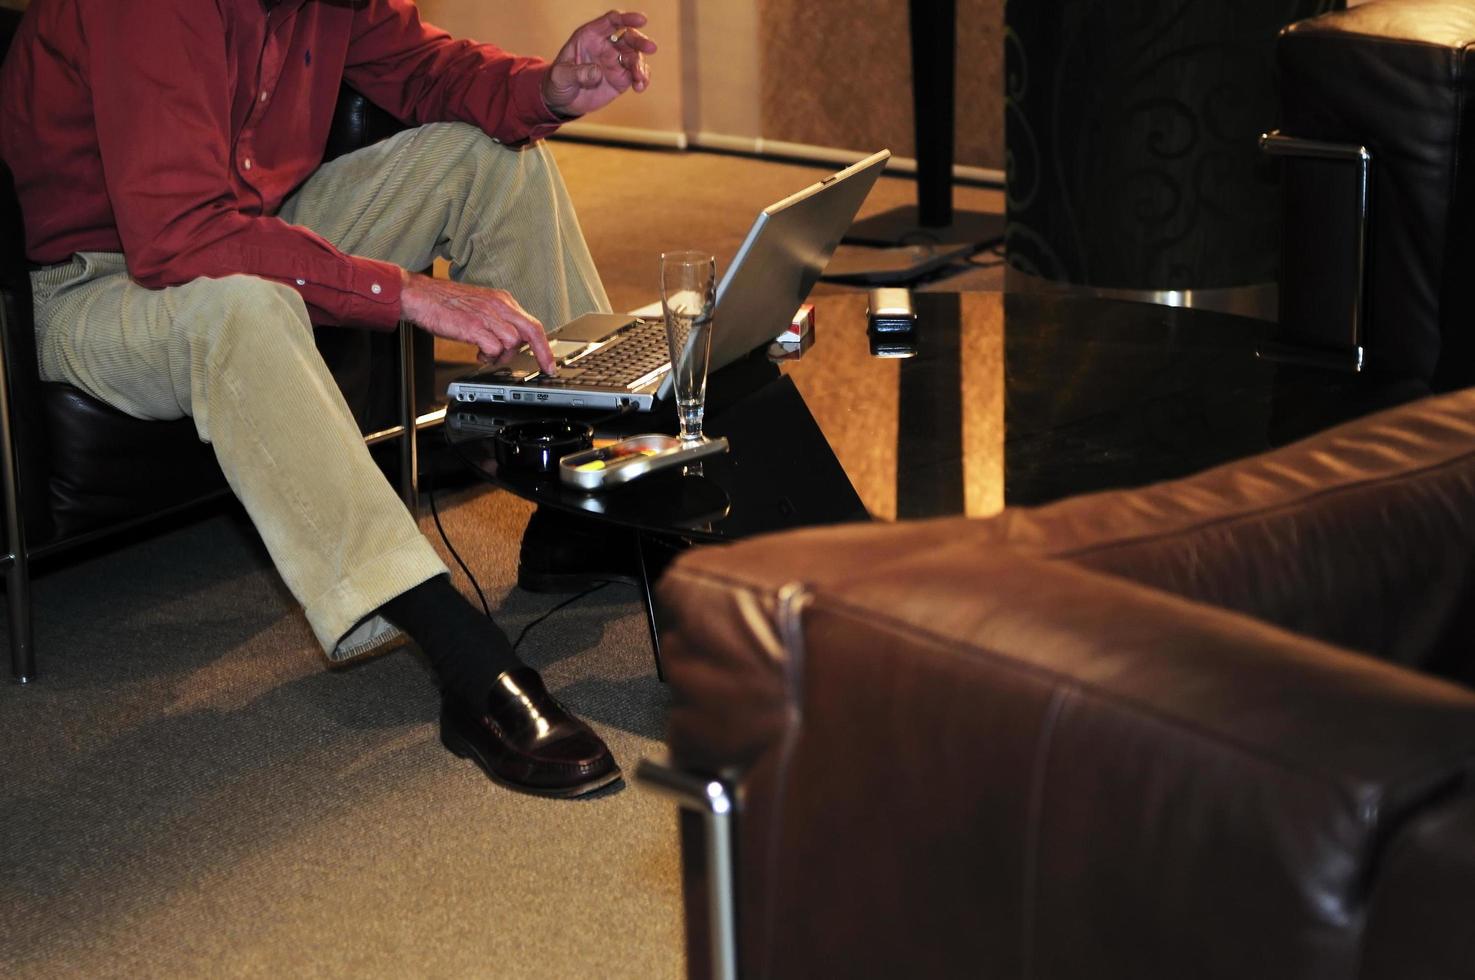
[30,126,621,796]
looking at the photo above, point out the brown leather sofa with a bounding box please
[654,384,1475,979]
[0,5,433,682]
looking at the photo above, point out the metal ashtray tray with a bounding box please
[494,419,594,474]
[559,434,729,490]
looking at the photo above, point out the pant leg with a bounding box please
[30,253,447,658]
[276,122,612,326]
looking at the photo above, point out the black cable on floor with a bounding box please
[423,444,492,619]
[421,437,627,651]
[510,582,611,653]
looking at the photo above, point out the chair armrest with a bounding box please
[658,537,1475,979]
[1276,0,1475,385]
[323,86,409,163]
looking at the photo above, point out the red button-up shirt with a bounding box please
[0,0,563,329]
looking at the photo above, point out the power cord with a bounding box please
[509,582,611,653]
[423,448,492,619]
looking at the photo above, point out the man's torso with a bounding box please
[0,0,357,265]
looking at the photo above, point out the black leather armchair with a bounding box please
[1264,0,1475,387]
[0,7,435,682]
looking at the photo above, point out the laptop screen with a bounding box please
[656,149,891,398]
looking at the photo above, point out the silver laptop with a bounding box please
[447,149,891,412]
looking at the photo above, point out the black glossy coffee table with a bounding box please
[447,290,1412,670]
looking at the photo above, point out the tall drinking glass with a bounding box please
[660,250,717,444]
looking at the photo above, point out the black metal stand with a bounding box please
[634,530,691,682]
[831,0,1004,284]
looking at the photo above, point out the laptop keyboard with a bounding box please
[556,323,670,389]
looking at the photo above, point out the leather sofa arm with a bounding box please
[658,541,1475,979]
[983,385,1475,678]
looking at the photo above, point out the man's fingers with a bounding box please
[487,294,555,375]
[613,26,657,54]
[601,9,648,35]
[487,345,523,369]
[476,318,521,361]
[403,278,562,374]
[519,321,557,375]
[602,20,652,90]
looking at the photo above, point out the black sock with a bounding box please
[379,575,523,706]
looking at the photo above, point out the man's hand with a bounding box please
[399,270,557,375]
[542,10,657,119]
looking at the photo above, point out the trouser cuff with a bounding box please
[309,534,449,662]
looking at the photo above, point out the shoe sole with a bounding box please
[441,728,623,799]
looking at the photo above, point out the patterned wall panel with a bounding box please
[1005,0,1342,290]
[756,0,1005,169]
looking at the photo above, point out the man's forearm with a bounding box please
[341,0,564,146]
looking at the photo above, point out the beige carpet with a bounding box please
[0,485,683,979]
[0,141,1002,978]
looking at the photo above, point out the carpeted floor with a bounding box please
[0,141,1002,978]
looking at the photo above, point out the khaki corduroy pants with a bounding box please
[30,123,611,658]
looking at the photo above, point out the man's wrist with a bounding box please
[541,84,581,121]
[399,267,421,321]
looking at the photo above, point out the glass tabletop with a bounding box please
[446,291,1416,542]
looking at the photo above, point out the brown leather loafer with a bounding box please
[440,667,622,798]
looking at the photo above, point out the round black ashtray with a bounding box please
[494,419,594,474]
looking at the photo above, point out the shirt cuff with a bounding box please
[511,61,567,143]
[346,256,403,330]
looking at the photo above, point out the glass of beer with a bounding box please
[659,250,717,444]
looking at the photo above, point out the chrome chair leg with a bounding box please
[6,553,31,683]
[636,759,738,980]
[0,304,33,682]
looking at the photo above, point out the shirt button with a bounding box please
[260,91,269,102]
[295,279,306,286]
[242,158,253,171]
[370,283,382,295]
[492,138,501,144]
